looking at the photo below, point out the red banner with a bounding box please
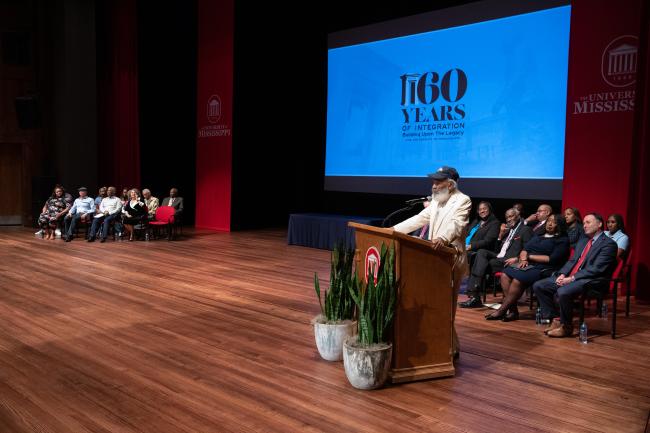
[562,0,642,219]
[195,0,234,230]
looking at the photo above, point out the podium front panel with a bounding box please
[350,222,456,382]
[393,241,454,375]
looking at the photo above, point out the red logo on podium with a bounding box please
[364,246,380,284]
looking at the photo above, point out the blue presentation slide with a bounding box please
[325,6,571,180]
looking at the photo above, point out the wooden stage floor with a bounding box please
[0,227,649,433]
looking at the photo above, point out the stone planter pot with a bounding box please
[342,335,392,390]
[312,315,357,361]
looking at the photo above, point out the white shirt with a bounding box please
[100,196,123,215]
[69,197,95,215]
[497,220,522,258]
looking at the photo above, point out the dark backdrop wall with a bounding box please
[231,3,325,230]
[50,0,97,195]
[96,0,140,194]
[4,0,98,225]
[228,0,546,230]
[137,0,197,224]
[10,0,560,229]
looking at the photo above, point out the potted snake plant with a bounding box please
[312,244,359,361]
[343,243,397,390]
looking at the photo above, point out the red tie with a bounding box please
[569,238,593,277]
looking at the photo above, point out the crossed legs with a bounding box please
[485,273,526,320]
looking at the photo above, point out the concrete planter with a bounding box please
[343,336,392,390]
[312,315,357,361]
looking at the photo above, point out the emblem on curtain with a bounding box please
[207,94,222,123]
[601,35,638,88]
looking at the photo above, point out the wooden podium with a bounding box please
[349,222,457,382]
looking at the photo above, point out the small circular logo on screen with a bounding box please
[601,35,638,88]
[207,94,222,124]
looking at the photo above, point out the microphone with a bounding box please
[405,195,432,205]
[383,196,431,227]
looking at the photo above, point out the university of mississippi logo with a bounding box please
[207,94,222,124]
[364,246,381,284]
[601,35,638,88]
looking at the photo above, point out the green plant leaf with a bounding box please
[314,273,324,316]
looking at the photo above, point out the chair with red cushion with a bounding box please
[477,270,506,304]
[578,247,632,339]
[148,206,176,240]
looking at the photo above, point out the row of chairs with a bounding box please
[69,206,179,241]
[479,249,633,339]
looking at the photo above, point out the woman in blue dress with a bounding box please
[485,213,570,321]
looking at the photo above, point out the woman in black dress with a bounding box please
[485,213,570,321]
[121,189,147,241]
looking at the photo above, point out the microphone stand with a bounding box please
[382,204,418,228]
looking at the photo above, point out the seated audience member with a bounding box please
[605,213,630,259]
[88,186,123,243]
[57,184,74,237]
[95,186,107,212]
[63,187,95,242]
[460,208,534,308]
[564,207,584,248]
[524,204,552,236]
[465,201,500,257]
[142,188,159,220]
[486,214,570,321]
[162,188,184,221]
[57,184,74,208]
[120,188,130,206]
[38,186,71,240]
[512,203,524,215]
[35,184,73,237]
[532,213,617,337]
[122,189,147,241]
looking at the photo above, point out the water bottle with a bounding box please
[601,303,608,319]
[579,322,588,344]
[535,307,542,325]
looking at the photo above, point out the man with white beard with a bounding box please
[392,166,472,359]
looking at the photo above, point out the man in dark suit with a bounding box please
[533,213,618,337]
[460,208,533,308]
[161,187,184,218]
[524,203,553,236]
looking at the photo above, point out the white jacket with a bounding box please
[393,189,472,273]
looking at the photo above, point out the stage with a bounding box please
[0,227,648,433]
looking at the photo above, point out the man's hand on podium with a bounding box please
[431,238,445,250]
